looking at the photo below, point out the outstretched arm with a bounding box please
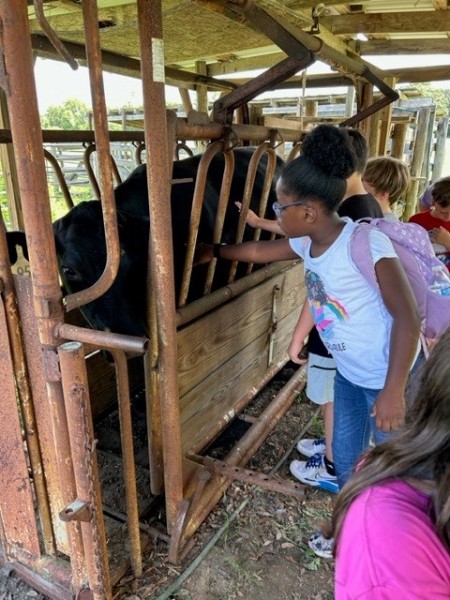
[288,300,314,364]
[373,257,421,431]
[235,202,284,236]
[195,237,298,265]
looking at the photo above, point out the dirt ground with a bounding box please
[0,366,335,600]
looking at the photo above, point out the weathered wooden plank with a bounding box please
[321,11,450,34]
[361,39,450,55]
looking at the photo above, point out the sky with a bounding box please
[34,54,450,114]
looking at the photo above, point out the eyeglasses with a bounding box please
[272,199,309,218]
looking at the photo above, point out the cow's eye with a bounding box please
[62,266,81,281]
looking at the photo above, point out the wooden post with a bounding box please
[377,76,397,156]
[404,107,431,220]
[391,122,409,160]
[432,116,449,180]
[195,61,208,152]
[356,81,373,150]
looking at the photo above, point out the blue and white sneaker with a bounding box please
[289,453,339,494]
[296,437,326,458]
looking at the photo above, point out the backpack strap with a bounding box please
[350,222,379,290]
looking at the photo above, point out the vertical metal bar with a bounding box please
[228,143,277,280]
[178,140,224,307]
[110,350,142,577]
[58,341,112,600]
[63,0,121,313]
[136,0,184,532]
[203,149,235,295]
[0,3,88,583]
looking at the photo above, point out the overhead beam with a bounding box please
[360,38,450,55]
[321,11,450,34]
[31,34,236,91]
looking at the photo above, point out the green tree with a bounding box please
[41,98,90,130]
[415,83,450,116]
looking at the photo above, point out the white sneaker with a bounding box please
[308,531,334,559]
[296,437,326,458]
[289,454,339,494]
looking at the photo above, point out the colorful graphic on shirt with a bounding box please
[306,270,349,339]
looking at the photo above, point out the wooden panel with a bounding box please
[178,263,305,452]
[178,262,305,397]
[0,295,40,556]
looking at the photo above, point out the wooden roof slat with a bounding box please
[321,10,450,34]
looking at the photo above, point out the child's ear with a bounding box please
[304,205,317,223]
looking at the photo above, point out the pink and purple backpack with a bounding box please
[350,218,450,342]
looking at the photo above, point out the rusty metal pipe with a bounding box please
[44,149,74,210]
[58,341,112,600]
[178,140,227,306]
[110,350,142,577]
[83,143,123,201]
[0,121,304,144]
[203,149,235,295]
[33,0,78,70]
[137,0,184,532]
[63,0,122,314]
[56,322,149,354]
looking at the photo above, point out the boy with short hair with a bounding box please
[409,176,450,271]
[362,156,411,221]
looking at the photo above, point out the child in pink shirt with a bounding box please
[332,327,450,599]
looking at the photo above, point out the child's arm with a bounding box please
[195,237,297,265]
[235,202,284,236]
[430,226,450,250]
[288,300,314,365]
[373,257,421,432]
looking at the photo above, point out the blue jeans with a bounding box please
[332,370,392,489]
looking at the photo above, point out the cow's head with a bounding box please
[53,201,149,337]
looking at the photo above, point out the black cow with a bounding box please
[36,147,283,337]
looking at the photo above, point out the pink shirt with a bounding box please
[335,480,450,599]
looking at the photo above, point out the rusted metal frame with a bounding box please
[134,141,146,165]
[63,0,121,315]
[0,548,73,600]
[145,111,177,499]
[0,122,304,144]
[137,0,184,533]
[176,261,294,328]
[56,322,149,355]
[175,141,194,160]
[58,341,112,600]
[287,142,302,162]
[227,142,278,281]
[229,0,398,127]
[0,1,87,582]
[203,149,236,295]
[167,469,211,564]
[43,149,74,210]
[176,365,308,548]
[109,350,142,577]
[212,0,315,124]
[83,143,123,201]
[0,217,55,554]
[194,456,306,498]
[178,140,227,307]
[33,0,78,70]
[212,56,314,124]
